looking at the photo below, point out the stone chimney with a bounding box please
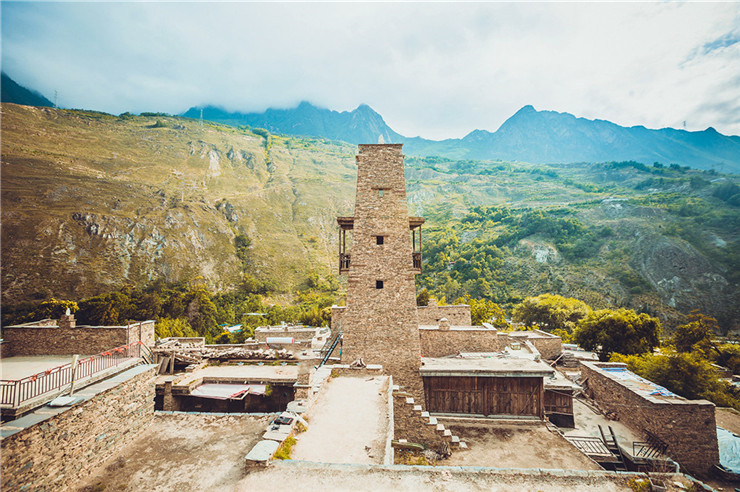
[439,317,450,331]
[59,311,76,329]
[428,298,438,308]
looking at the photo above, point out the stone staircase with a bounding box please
[392,385,466,454]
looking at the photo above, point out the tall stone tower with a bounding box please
[337,144,424,396]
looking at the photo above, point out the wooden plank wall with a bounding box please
[423,376,543,417]
[544,389,573,415]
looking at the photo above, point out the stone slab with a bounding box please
[245,440,279,463]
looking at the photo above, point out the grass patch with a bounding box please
[394,450,431,466]
[273,435,296,460]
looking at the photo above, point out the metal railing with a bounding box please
[339,253,351,273]
[634,430,669,458]
[565,436,613,456]
[0,341,144,408]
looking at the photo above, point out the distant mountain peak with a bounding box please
[515,104,537,114]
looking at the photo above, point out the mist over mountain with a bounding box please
[182,102,403,145]
[1,73,53,108]
[184,102,740,173]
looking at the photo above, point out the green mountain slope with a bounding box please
[2,103,738,332]
[1,103,356,302]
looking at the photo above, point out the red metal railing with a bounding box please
[0,341,143,408]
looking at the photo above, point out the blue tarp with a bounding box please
[717,427,740,474]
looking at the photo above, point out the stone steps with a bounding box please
[392,386,467,451]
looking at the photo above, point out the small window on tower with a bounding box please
[378,189,384,197]
[376,280,384,289]
[376,236,384,245]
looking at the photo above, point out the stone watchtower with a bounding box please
[337,144,424,396]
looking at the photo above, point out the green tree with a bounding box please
[512,294,591,333]
[573,308,661,361]
[612,350,739,409]
[454,295,508,328]
[672,311,719,356]
[185,288,220,341]
[35,298,79,319]
[416,288,430,307]
[155,317,197,339]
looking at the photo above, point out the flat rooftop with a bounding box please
[544,368,580,391]
[583,362,684,402]
[1,355,91,380]
[169,363,300,387]
[420,356,554,378]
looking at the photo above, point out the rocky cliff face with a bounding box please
[1,104,356,302]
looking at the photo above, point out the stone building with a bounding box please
[333,144,565,420]
[336,144,425,398]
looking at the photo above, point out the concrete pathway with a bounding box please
[291,375,390,465]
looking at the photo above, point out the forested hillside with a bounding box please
[2,103,738,333]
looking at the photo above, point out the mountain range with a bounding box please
[2,72,738,172]
[1,104,737,331]
[184,102,740,173]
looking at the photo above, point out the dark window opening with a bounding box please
[376,236,384,245]
[376,280,384,289]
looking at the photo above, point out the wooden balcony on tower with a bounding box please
[336,216,424,275]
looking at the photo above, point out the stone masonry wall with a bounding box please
[2,320,155,356]
[330,306,345,331]
[526,330,562,360]
[581,362,718,475]
[417,300,471,326]
[419,327,506,358]
[340,145,424,401]
[1,366,156,491]
[254,327,316,343]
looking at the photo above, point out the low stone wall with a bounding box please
[254,326,318,343]
[581,361,719,475]
[419,327,506,358]
[526,330,562,360]
[417,300,471,326]
[2,320,155,356]
[1,365,156,491]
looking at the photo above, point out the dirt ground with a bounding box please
[78,413,270,492]
[236,460,673,492]
[442,422,602,470]
[291,375,390,464]
[716,407,740,434]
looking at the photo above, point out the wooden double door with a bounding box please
[423,376,543,418]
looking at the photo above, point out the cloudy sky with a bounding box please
[2,2,739,139]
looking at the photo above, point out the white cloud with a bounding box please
[2,2,738,139]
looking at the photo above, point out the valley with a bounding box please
[1,103,738,332]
